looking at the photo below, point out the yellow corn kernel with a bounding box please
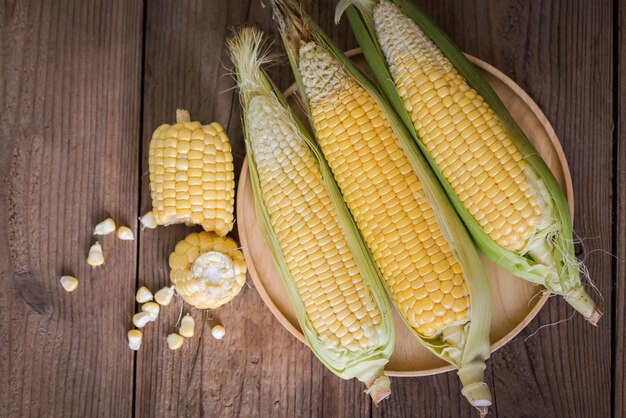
[148,110,235,236]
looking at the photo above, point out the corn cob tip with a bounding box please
[564,285,602,325]
[587,307,603,326]
[176,109,190,123]
[365,373,391,404]
[477,406,489,418]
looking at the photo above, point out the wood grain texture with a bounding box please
[0,0,143,416]
[136,1,370,417]
[0,0,618,417]
[616,1,625,416]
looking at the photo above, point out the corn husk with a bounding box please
[337,0,601,325]
[271,1,493,412]
[228,27,395,403]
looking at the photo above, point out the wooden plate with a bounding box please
[236,51,574,376]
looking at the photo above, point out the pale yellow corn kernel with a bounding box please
[167,333,184,350]
[141,302,160,321]
[87,242,105,267]
[117,226,134,241]
[299,41,468,337]
[132,312,152,328]
[374,1,543,252]
[128,330,142,351]
[169,232,246,309]
[135,286,153,303]
[179,314,195,338]
[245,90,383,348]
[140,211,158,229]
[211,325,225,340]
[154,285,175,306]
[93,218,116,236]
[148,110,235,236]
[59,275,78,292]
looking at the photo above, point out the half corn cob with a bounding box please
[169,231,247,309]
[272,2,493,412]
[147,110,235,236]
[337,0,601,324]
[228,27,395,403]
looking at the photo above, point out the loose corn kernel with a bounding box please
[59,275,78,292]
[154,285,175,306]
[87,242,105,267]
[128,330,142,351]
[211,325,225,340]
[94,218,116,236]
[132,312,152,328]
[179,314,195,338]
[167,333,184,350]
[141,302,160,321]
[140,211,157,229]
[135,286,153,303]
[117,226,134,240]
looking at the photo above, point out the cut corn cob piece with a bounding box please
[229,27,394,404]
[169,231,246,309]
[339,0,601,324]
[148,110,235,236]
[273,2,492,412]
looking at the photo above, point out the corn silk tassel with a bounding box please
[228,27,395,403]
[271,1,493,413]
[336,0,601,325]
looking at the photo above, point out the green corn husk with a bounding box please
[337,0,601,325]
[228,27,395,403]
[271,1,493,413]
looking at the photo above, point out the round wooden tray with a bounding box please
[237,51,574,376]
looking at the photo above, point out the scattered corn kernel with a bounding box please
[154,285,175,306]
[59,275,78,292]
[87,242,105,267]
[132,312,152,328]
[211,325,225,340]
[135,286,153,303]
[128,330,142,351]
[94,218,116,236]
[179,314,195,338]
[141,302,160,321]
[140,211,157,229]
[167,333,184,350]
[117,226,134,240]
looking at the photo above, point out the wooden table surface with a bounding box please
[0,1,623,417]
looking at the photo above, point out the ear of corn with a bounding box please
[272,1,492,412]
[338,0,601,324]
[169,231,247,309]
[148,111,235,236]
[228,27,395,403]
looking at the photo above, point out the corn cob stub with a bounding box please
[373,1,544,253]
[169,231,246,309]
[248,92,384,350]
[148,110,235,236]
[299,41,469,338]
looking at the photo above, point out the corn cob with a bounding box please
[338,0,601,324]
[169,231,246,309]
[272,2,492,412]
[228,27,394,403]
[148,110,235,236]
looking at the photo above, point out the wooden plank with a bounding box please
[372,1,614,417]
[0,0,143,417]
[616,0,625,415]
[136,1,370,417]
